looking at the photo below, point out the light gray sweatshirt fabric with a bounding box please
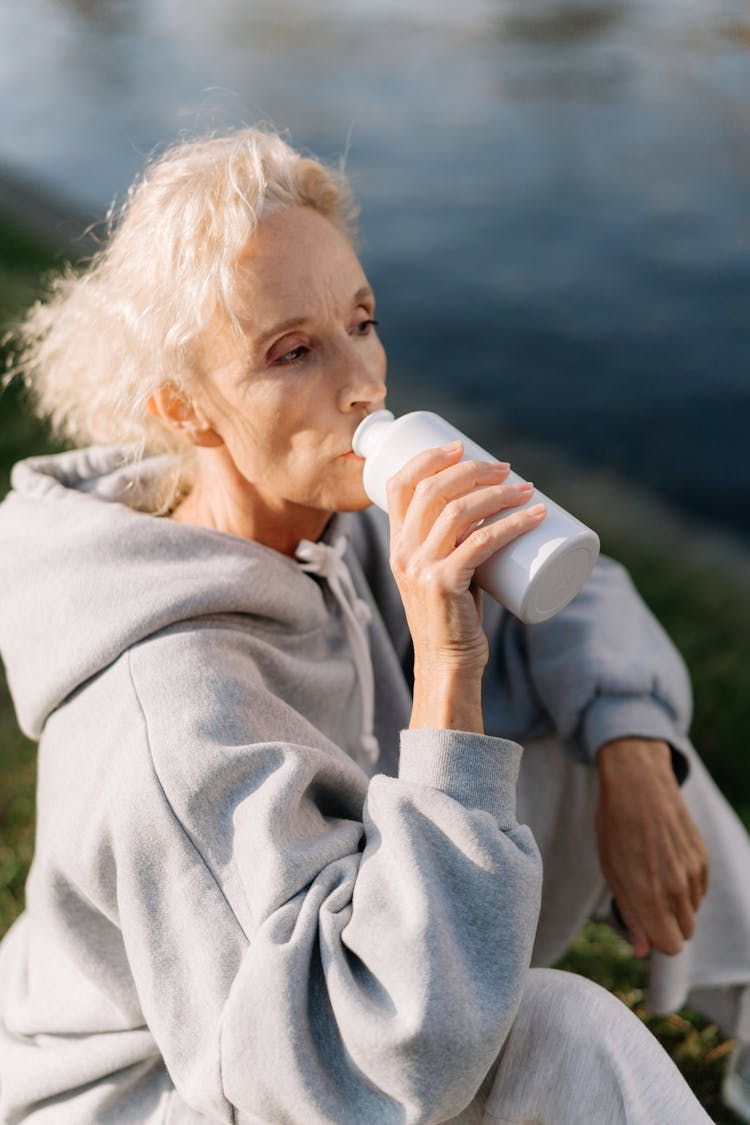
[0,447,695,1124]
[0,447,542,1124]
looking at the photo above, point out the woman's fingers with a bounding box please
[679,808,711,908]
[387,440,547,598]
[386,441,546,681]
[386,442,465,525]
[422,479,536,556]
[386,442,513,528]
[440,502,546,589]
[394,502,546,602]
[613,893,652,959]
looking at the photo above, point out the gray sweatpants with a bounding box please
[448,968,713,1124]
[442,736,743,1125]
[518,736,750,1040]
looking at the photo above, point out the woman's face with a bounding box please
[189,206,387,542]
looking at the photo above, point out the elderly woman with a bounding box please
[0,128,725,1123]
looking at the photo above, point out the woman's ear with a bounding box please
[147,383,224,448]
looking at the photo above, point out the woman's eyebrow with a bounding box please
[253,315,308,351]
[252,286,375,351]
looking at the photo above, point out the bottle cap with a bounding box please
[352,409,395,459]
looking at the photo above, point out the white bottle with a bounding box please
[352,409,600,625]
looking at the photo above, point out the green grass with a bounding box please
[0,213,68,493]
[0,214,66,925]
[0,678,36,929]
[0,207,747,1121]
[0,214,69,326]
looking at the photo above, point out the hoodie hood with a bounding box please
[0,446,343,739]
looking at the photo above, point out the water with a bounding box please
[1,0,748,539]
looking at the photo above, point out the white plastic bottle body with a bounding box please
[352,409,600,625]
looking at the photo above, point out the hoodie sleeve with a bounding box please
[483,555,694,774]
[119,629,542,1125]
[350,511,695,776]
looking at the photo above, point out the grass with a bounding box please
[0,208,747,1122]
[0,215,64,928]
[0,678,36,930]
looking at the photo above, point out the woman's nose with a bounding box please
[336,342,386,413]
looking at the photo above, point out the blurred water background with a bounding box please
[1,0,748,542]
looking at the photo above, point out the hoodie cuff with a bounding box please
[398,729,522,826]
[582,696,689,782]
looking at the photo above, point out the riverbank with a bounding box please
[0,181,747,1123]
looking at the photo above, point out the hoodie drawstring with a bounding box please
[295,536,379,769]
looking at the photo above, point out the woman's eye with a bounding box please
[274,345,309,366]
[353,318,379,336]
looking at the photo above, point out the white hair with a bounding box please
[6,127,358,505]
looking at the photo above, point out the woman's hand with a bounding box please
[596,738,710,957]
[387,441,546,733]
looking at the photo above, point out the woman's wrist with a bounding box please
[596,737,673,790]
[410,667,484,734]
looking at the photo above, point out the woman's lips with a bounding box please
[338,450,364,461]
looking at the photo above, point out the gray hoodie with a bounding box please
[0,447,693,1124]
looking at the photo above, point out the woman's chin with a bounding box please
[323,460,373,513]
[334,492,374,514]
[327,480,374,514]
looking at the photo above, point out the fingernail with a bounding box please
[441,440,463,452]
[528,503,546,517]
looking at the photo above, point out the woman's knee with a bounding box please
[517,967,631,1047]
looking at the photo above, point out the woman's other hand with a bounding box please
[387,441,546,733]
[596,737,710,957]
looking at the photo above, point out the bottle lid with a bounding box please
[352,409,395,459]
